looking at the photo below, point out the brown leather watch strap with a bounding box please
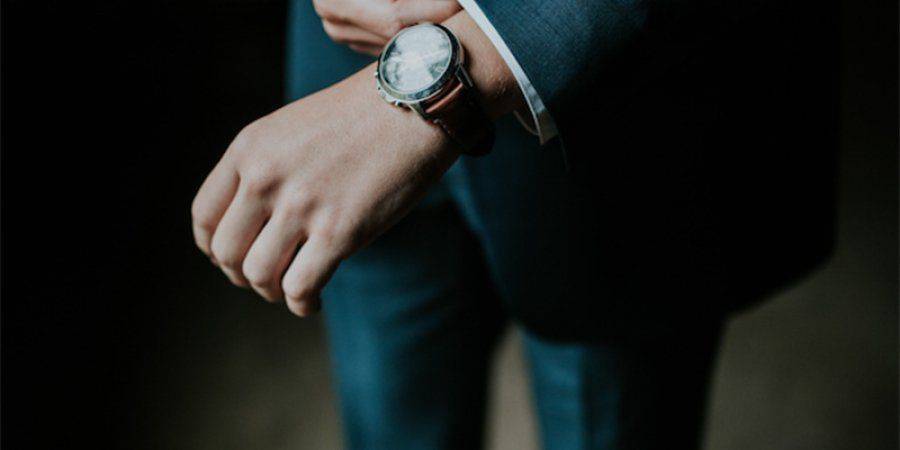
[424,79,495,157]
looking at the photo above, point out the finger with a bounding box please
[321,19,387,47]
[242,209,308,302]
[209,185,270,287]
[319,0,459,39]
[282,236,342,317]
[312,0,354,23]
[393,0,461,28]
[348,43,383,56]
[191,162,239,259]
[337,0,401,39]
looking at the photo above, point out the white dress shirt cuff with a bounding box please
[457,0,559,144]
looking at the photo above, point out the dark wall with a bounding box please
[1,1,896,449]
[1,2,287,447]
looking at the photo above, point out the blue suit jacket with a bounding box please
[287,0,837,341]
[469,0,836,337]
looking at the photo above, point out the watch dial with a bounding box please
[380,25,452,94]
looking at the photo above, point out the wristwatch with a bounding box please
[375,23,495,156]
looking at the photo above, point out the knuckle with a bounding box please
[219,255,244,272]
[315,213,359,256]
[242,259,271,287]
[210,243,241,270]
[232,122,260,150]
[313,216,342,244]
[240,168,278,197]
[190,200,215,232]
[252,284,282,304]
[282,277,314,302]
[321,225,344,246]
[282,194,317,219]
[286,299,315,317]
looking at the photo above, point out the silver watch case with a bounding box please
[375,23,473,121]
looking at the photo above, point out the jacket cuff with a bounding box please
[457,0,558,144]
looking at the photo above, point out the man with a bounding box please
[192,0,836,448]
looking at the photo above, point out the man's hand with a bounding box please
[313,0,460,55]
[192,67,455,316]
[192,12,521,317]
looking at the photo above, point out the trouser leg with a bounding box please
[321,197,507,450]
[524,324,723,450]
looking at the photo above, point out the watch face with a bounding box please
[379,25,453,96]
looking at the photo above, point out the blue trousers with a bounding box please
[287,2,722,449]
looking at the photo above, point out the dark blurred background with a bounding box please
[1,1,897,449]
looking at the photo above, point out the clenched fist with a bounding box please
[313,0,461,55]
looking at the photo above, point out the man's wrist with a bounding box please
[442,11,526,120]
[349,65,461,159]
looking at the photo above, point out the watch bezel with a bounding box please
[376,23,462,105]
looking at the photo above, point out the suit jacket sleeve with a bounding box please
[467,0,779,164]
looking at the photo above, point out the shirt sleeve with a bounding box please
[457,0,558,144]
